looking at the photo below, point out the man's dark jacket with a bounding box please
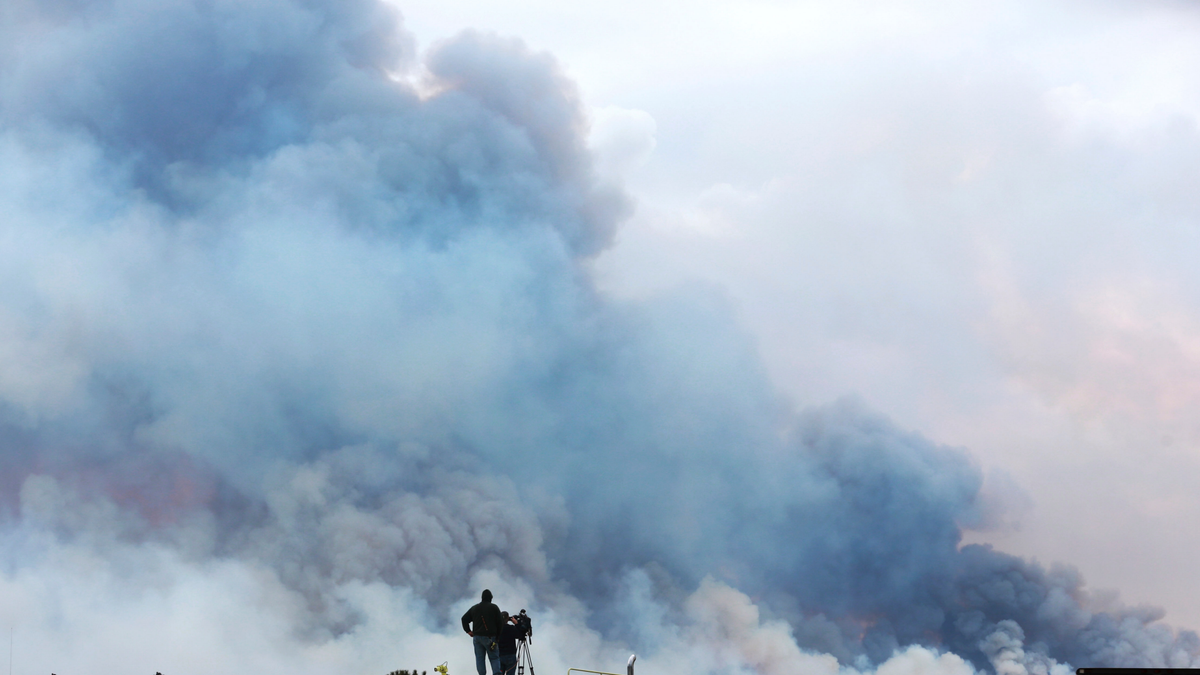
[497,622,523,656]
[462,601,503,638]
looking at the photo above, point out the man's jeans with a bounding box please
[473,634,501,675]
[500,653,518,675]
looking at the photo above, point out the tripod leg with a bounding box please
[523,641,535,675]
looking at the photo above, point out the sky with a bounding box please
[2,0,1200,673]
[398,0,1200,629]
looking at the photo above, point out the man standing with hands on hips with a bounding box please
[462,589,503,675]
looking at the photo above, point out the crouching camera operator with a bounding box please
[498,610,534,675]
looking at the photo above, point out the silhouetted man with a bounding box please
[497,611,523,675]
[462,589,502,675]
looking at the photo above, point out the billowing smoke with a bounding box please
[0,1,1196,674]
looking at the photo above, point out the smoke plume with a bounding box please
[0,0,1196,673]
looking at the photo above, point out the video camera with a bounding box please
[507,609,536,675]
[512,609,533,642]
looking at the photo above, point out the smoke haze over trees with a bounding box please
[0,0,1196,673]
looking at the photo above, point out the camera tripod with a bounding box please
[515,637,535,675]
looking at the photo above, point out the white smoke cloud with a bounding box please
[0,512,989,675]
[577,0,1200,635]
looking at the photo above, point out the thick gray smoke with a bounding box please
[0,0,1196,673]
